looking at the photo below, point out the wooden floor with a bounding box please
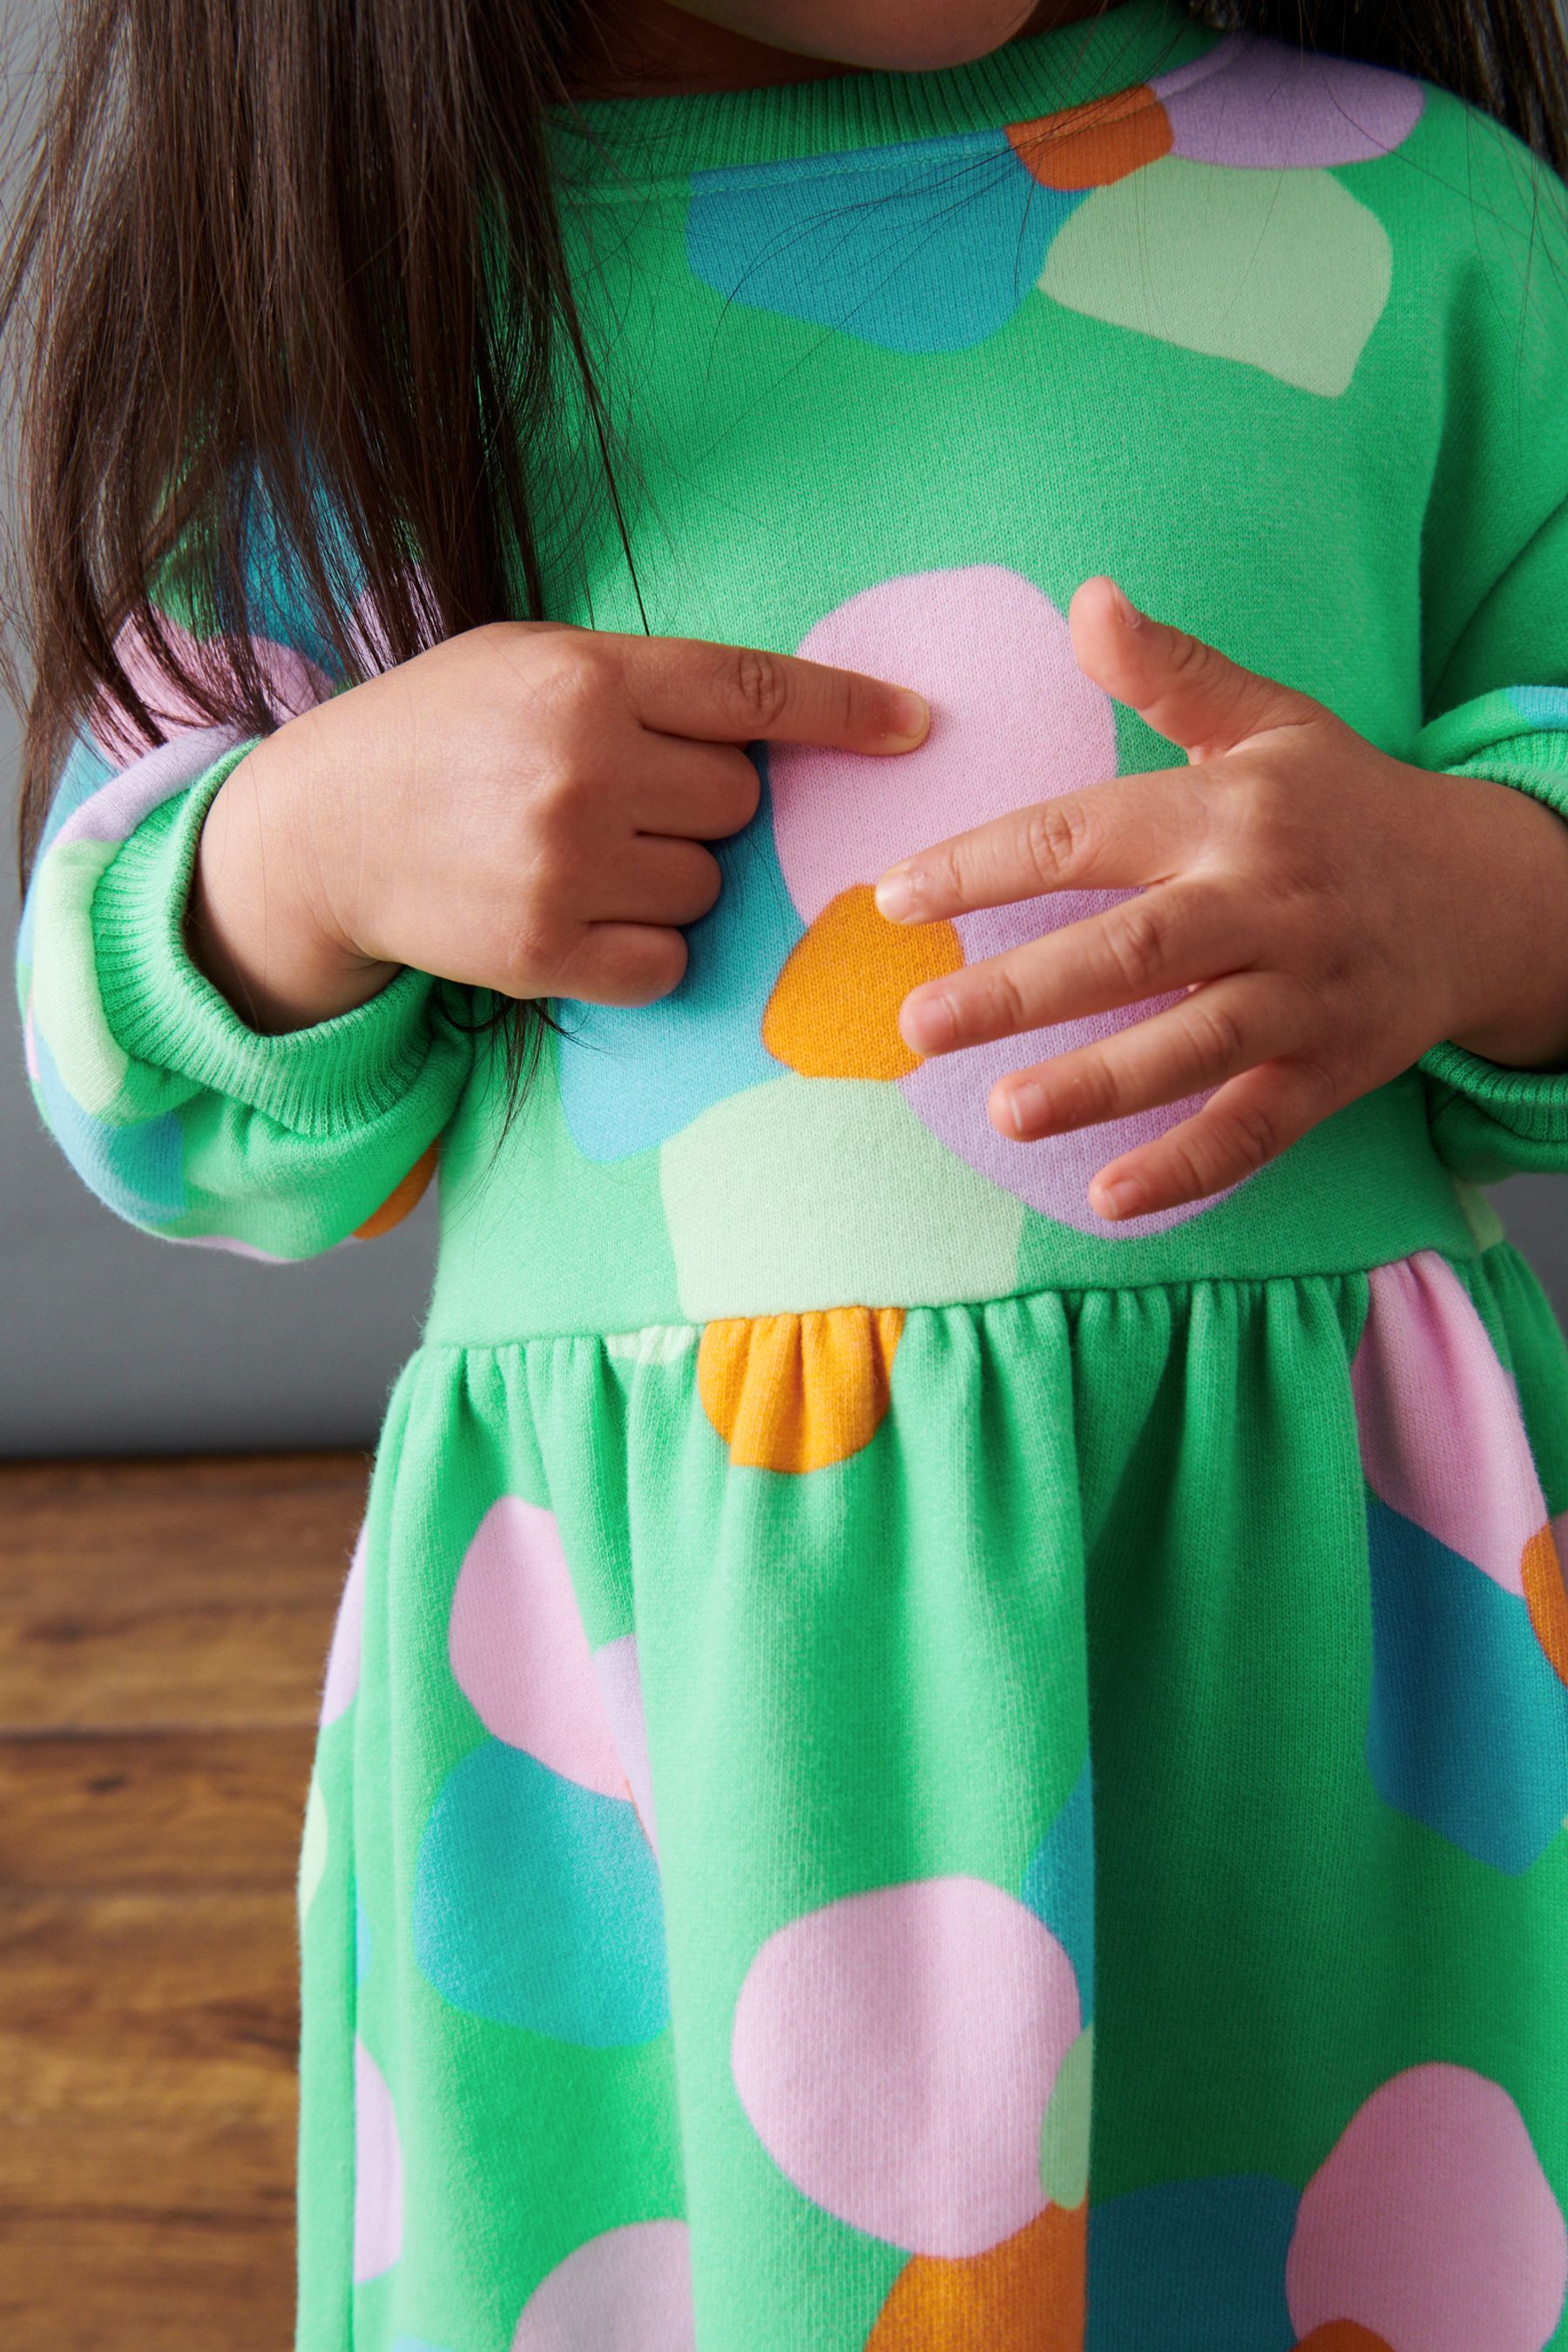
[0,1451,368,2352]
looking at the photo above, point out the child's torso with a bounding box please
[426,28,1495,1346]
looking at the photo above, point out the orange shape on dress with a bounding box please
[1523,1521,1568,1686]
[1006,88,1173,190]
[866,2200,1088,2352]
[355,1141,438,1239]
[1294,2325,1396,2352]
[698,1306,905,1473]
[762,885,963,1081]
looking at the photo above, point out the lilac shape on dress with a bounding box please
[1155,33,1425,169]
[901,895,1234,1238]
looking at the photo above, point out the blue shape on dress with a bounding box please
[1086,2175,1299,2352]
[1504,684,1568,730]
[30,1022,187,1227]
[687,132,1084,355]
[1366,1493,1568,1875]
[412,1739,670,2046]
[1020,1754,1096,2024]
[556,751,802,1162]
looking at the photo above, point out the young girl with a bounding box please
[12,0,1568,2342]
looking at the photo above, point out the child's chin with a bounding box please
[750,0,1044,75]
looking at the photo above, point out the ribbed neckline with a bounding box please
[548,0,1218,186]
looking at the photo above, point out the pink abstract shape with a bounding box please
[1286,2064,1568,2352]
[319,1524,367,1727]
[91,610,333,764]
[731,1875,1080,2258]
[167,1231,298,1263]
[447,1497,625,1795]
[512,2220,695,2352]
[1352,1252,1546,1593]
[768,566,1114,923]
[352,2038,404,2284]
[1154,33,1425,166]
[592,1631,659,1860]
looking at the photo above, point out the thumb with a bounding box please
[1069,576,1320,762]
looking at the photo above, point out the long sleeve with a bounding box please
[15,538,472,1261]
[1411,122,1568,1182]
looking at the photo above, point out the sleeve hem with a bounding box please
[91,739,442,1139]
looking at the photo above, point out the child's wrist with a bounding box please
[186,733,400,1036]
[1443,779,1568,1071]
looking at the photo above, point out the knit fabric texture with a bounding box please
[16,3,1568,2345]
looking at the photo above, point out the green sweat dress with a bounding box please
[18,4,1568,2344]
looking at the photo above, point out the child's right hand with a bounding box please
[187,619,930,1033]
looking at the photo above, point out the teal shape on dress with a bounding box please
[391,2339,456,2352]
[355,1884,372,1986]
[1367,1494,1568,1874]
[30,1021,186,1227]
[1019,1755,1095,2024]
[412,1739,670,2046]
[687,132,1084,355]
[556,752,801,1162]
[1505,685,1568,730]
[1086,2175,1299,2351]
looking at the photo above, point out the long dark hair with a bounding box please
[6,0,1568,892]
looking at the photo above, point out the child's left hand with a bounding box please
[874,577,1568,1224]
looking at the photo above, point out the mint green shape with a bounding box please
[29,838,129,1115]
[1040,159,1392,398]
[1039,2024,1093,2210]
[659,1076,1024,1320]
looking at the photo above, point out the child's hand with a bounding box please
[190,620,929,1033]
[875,577,1568,1223]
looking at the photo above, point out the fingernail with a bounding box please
[1094,1175,1145,1219]
[1004,1083,1048,1137]
[884,690,930,748]
[875,868,919,920]
[899,990,955,1052]
[1111,583,1144,630]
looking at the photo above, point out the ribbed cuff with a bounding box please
[1416,752,1568,1138]
[91,740,441,1139]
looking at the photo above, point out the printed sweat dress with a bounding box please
[18,4,1568,2345]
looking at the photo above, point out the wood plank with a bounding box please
[0,2215,295,2352]
[0,1599,338,1734]
[0,1450,369,1612]
[0,1454,362,2342]
[0,1891,299,2218]
[0,1728,316,1890]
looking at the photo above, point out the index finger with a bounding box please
[618,633,930,755]
[873,767,1208,923]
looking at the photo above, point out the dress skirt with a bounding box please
[294,1244,1568,2352]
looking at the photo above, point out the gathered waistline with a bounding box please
[416,1231,1511,1354]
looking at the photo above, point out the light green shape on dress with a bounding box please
[659,1076,1025,1319]
[28,838,129,1114]
[1040,2024,1094,2211]
[1041,159,1392,396]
